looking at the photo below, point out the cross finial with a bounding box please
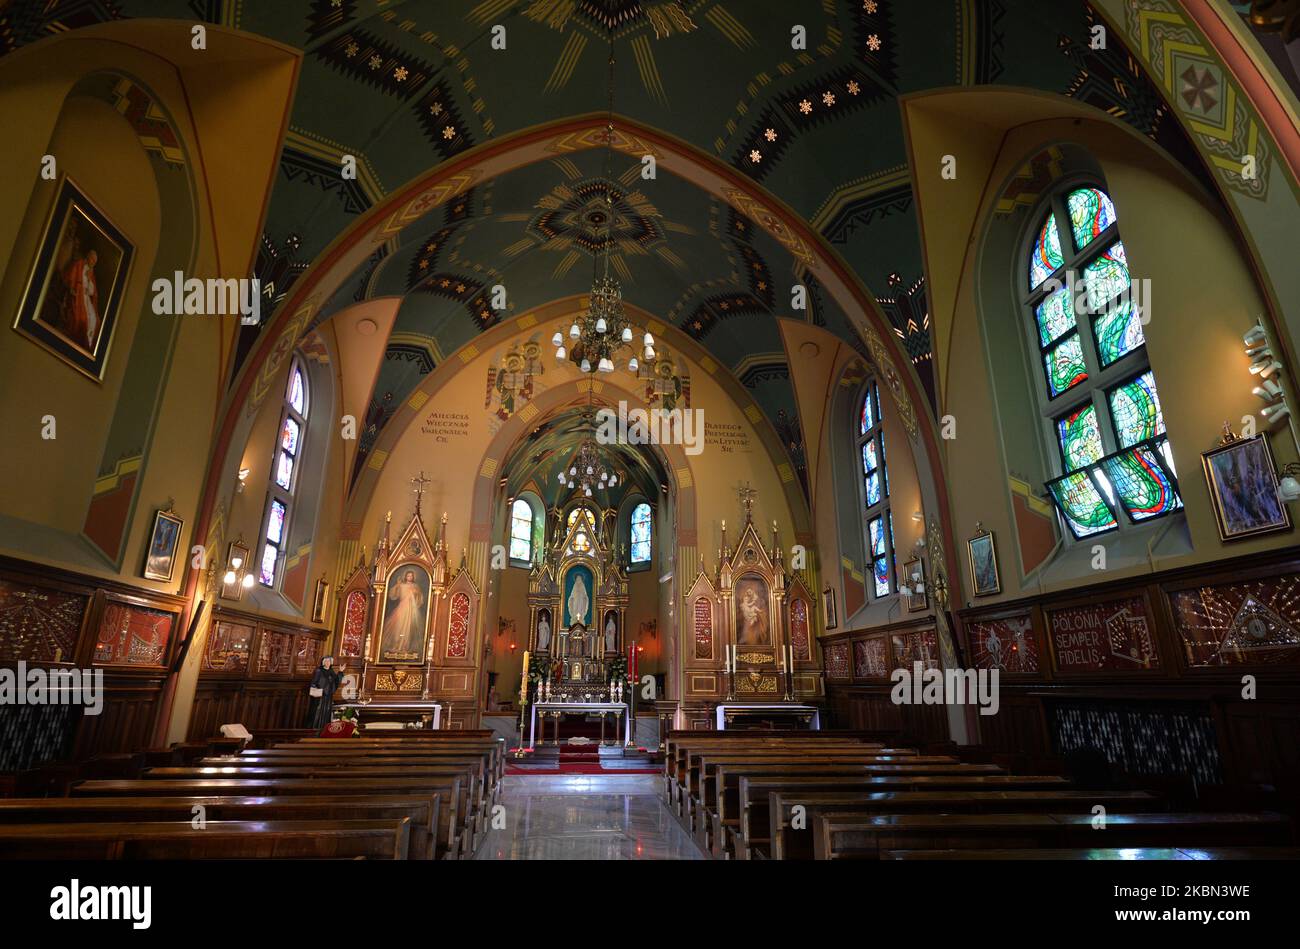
[739,482,757,523]
[411,470,431,514]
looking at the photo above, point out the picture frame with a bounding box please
[12,175,134,382]
[311,577,330,625]
[967,528,1001,598]
[1201,434,1291,542]
[903,557,928,612]
[143,509,184,582]
[221,540,250,600]
[822,586,838,630]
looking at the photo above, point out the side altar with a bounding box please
[329,477,483,730]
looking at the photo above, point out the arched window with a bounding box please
[629,502,652,565]
[509,498,535,563]
[1025,184,1181,540]
[259,359,308,586]
[857,381,894,597]
[566,506,597,555]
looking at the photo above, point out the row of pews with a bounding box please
[0,730,506,860]
[663,730,1300,860]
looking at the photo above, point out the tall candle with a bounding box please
[520,650,530,702]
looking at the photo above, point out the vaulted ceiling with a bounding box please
[4,0,1212,502]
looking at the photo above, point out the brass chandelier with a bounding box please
[550,37,655,375]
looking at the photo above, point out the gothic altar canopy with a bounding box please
[527,501,628,699]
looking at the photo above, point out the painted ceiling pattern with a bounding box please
[3,0,1215,501]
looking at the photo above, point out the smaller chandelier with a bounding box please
[556,437,620,497]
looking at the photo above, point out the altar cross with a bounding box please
[411,471,431,515]
[739,482,757,523]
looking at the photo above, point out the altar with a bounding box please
[715,703,820,731]
[335,701,442,730]
[529,701,629,749]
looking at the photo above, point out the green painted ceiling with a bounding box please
[3,0,1213,500]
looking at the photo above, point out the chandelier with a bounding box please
[551,37,655,375]
[557,434,621,498]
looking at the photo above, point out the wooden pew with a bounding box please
[811,811,1293,860]
[263,739,506,788]
[662,733,895,799]
[72,776,470,859]
[145,762,487,847]
[693,759,1003,851]
[762,789,1160,860]
[0,819,411,859]
[0,795,440,860]
[885,847,1300,860]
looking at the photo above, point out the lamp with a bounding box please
[1244,318,1291,430]
[222,538,254,599]
[1280,463,1300,503]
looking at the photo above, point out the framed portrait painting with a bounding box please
[379,563,431,663]
[822,586,838,631]
[967,528,1001,598]
[143,510,184,582]
[12,176,133,382]
[1201,435,1291,541]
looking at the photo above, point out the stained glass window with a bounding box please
[1046,471,1118,539]
[1057,404,1104,472]
[630,502,652,564]
[857,382,894,597]
[1083,241,1129,309]
[1092,294,1145,367]
[1029,212,1063,290]
[1067,187,1118,251]
[260,358,309,588]
[1044,334,1088,398]
[1025,184,1178,541]
[509,498,534,563]
[1100,444,1182,522]
[1035,288,1075,347]
[1108,371,1165,449]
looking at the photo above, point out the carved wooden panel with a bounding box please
[202,620,254,673]
[890,628,939,670]
[789,597,811,661]
[294,635,322,675]
[256,630,293,676]
[340,590,367,657]
[1046,595,1160,673]
[853,637,888,678]
[93,602,173,668]
[693,597,713,660]
[446,591,470,659]
[824,642,850,680]
[0,578,88,663]
[1169,575,1300,668]
[966,612,1041,675]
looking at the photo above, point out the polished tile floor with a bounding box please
[472,774,705,860]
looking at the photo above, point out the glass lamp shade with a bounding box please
[570,466,577,476]
[551,332,563,347]
[586,466,593,475]
[595,317,607,334]
[569,323,581,339]
[609,475,617,486]
[557,471,566,483]
[555,346,566,360]
[628,357,638,372]
[643,332,654,346]
[598,357,614,373]
[580,358,591,373]
[584,487,593,497]
[621,327,633,343]
[242,573,255,589]
[568,480,575,488]
[644,346,655,360]
[223,569,237,585]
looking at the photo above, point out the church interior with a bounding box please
[2,0,1300,885]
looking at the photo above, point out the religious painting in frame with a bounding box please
[12,175,133,382]
[379,563,431,663]
[1168,572,1300,669]
[965,611,1042,676]
[0,577,89,664]
[143,510,184,582]
[734,574,771,646]
[562,565,593,629]
[1045,594,1160,674]
[1200,435,1291,542]
[967,528,1001,597]
[822,586,838,630]
[311,577,330,624]
[903,558,927,612]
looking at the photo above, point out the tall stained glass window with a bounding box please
[509,498,535,563]
[260,359,309,587]
[856,382,894,597]
[1025,183,1180,539]
[629,502,652,565]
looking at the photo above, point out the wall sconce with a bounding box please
[1245,320,1291,427]
[1279,463,1300,504]
[221,539,255,599]
[236,467,251,494]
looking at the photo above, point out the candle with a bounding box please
[520,650,530,702]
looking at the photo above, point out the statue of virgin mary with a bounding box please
[567,574,589,628]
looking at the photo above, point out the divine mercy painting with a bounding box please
[13,176,132,381]
[380,563,431,662]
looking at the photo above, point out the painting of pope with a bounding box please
[380,564,430,661]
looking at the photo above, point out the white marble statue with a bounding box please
[604,613,617,653]
[537,613,551,651]
[567,575,589,627]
